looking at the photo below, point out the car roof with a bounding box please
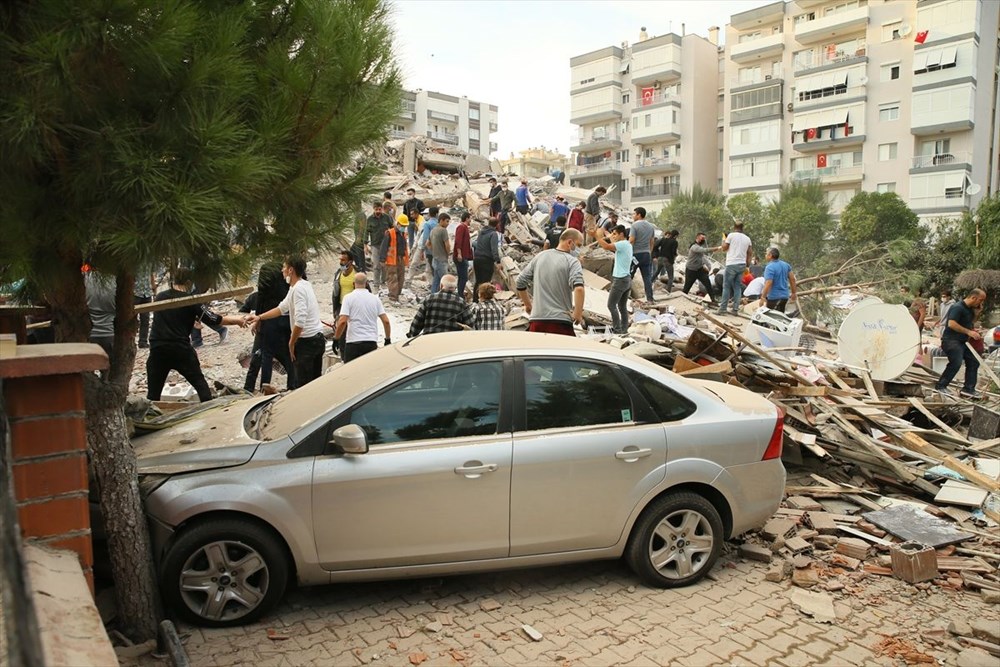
[397,330,631,363]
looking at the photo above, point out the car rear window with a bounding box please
[624,370,697,422]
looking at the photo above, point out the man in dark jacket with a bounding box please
[402,188,425,250]
[473,218,502,303]
[654,229,679,291]
[365,203,394,289]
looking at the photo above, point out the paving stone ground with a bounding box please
[144,548,999,666]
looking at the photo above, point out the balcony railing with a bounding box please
[634,156,680,170]
[489,122,498,132]
[389,129,412,140]
[793,43,867,72]
[633,91,681,110]
[575,130,621,145]
[631,183,680,199]
[790,164,862,181]
[428,110,459,123]
[910,193,971,209]
[910,151,972,169]
[794,5,869,44]
[574,160,622,173]
[427,130,459,145]
[730,69,783,88]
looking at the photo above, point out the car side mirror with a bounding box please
[331,424,369,455]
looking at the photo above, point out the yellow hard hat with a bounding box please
[396,214,409,226]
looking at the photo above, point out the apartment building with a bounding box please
[392,90,498,157]
[568,31,721,212]
[723,0,1000,218]
[499,148,570,179]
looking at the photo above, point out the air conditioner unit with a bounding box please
[764,75,772,80]
[654,81,662,89]
[787,102,794,111]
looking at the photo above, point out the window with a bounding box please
[914,46,959,74]
[719,149,724,162]
[523,360,634,431]
[623,370,696,422]
[469,108,480,121]
[392,124,405,132]
[633,117,639,130]
[622,93,630,105]
[879,105,900,121]
[671,110,678,123]
[880,63,901,81]
[351,362,503,445]
[644,114,652,128]
[794,12,816,25]
[882,21,902,42]
[469,128,480,140]
[580,77,595,85]
[878,143,897,161]
[876,182,896,193]
[921,138,951,156]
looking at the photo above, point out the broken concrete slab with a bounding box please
[789,588,838,623]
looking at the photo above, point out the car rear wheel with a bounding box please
[625,492,723,588]
[161,518,288,627]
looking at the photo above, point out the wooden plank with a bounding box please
[900,432,1000,494]
[784,385,828,397]
[672,355,701,374]
[136,286,253,314]
[678,360,733,376]
[906,397,965,440]
[967,341,1000,389]
[970,437,1000,452]
[860,370,880,401]
[837,524,892,546]
[824,369,855,393]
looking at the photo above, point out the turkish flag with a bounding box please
[641,87,655,105]
[806,128,817,140]
[844,122,851,136]
[817,154,827,168]
[915,30,928,44]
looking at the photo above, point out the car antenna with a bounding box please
[401,305,472,348]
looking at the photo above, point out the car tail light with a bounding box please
[993,327,1000,344]
[762,407,785,461]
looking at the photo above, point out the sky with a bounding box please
[389,0,768,158]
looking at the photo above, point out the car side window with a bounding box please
[350,362,503,445]
[625,370,697,422]
[524,359,633,430]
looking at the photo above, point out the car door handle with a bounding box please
[615,448,653,461]
[454,463,498,476]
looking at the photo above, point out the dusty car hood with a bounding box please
[134,396,269,474]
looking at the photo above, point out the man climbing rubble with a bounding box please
[935,288,987,400]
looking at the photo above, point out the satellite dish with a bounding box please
[898,23,912,37]
[853,296,884,310]
[967,182,982,195]
[858,75,869,86]
[837,304,920,381]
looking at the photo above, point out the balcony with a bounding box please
[631,59,682,87]
[426,130,459,146]
[794,6,869,45]
[389,129,413,140]
[731,32,784,63]
[790,164,863,184]
[909,151,973,172]
[570,101,623,125]
[632,91,681,111]
[573,160,622,176]
[571,131,622,153]
[794,85,866,110]
[633,156,680,175]
[730,1,784,31]
[398,102,416,121]
[793,43,867,73]
[730,69,783,90]
[489,122,498,132]
[631,183,680,200]
[909,193,971,211]
[428,109,459,123]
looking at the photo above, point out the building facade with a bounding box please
[568,31,721,212]
[392,90,498,157]
[723,0,1000,218]
[499,148,570,179]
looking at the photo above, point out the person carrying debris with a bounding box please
[516,228,586,337]
[758,247,796,312]
[249,255,325,388]
[335,272,391,362]
[681,232,720,303]
[717,221,753,316]
[408,274,473,336]
[381,214,410,301]
[473,218,502,303]
[515,178,533,214]
[402,188,424,251]
[595,224,633,335]
[934,288,987,399]
[471,283,506,331]
[428,212,452,294]
[584,186,606,235]
[365,202,394,289]
[146,268,249,402]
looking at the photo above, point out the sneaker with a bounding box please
[959,389,983,400]
[934,387,954,397]
[217,326,229,345]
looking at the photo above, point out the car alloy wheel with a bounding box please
[625,491,723,588]
[161,519,288,626]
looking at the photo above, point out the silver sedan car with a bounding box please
[136,331,785,627]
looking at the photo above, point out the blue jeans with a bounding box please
[608,276,631,334]
[936,338,979,393]
[719,264,746,313]
[455,260,470,298]
[632,252,654,301]
[431,258,448,293]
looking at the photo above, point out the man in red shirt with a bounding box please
[453,212,474,300]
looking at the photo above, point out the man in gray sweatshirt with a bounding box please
[516,229,585,337]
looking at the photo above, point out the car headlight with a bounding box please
[138,474,170,500]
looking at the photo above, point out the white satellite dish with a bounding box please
[837,303,920,381]
[858,75,869,86]
[852,296,884,310]
[967,182,982,195]
[898,23,912,37]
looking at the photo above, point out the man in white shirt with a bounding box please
[335,273,392,362]
[718,221,753,316]
[250,254,326,387]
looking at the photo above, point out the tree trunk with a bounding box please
[51,263,161,643]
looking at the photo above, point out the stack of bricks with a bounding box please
[1,343,107,593]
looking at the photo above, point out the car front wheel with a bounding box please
[161,518,289,627]
[625,491,723,588]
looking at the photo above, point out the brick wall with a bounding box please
[0,343,108,594]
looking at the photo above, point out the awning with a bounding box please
[922,49,941,69]
[940,46,957,67]
[792,108,849,133]
[913,52,928,72]
[943,172,966,190]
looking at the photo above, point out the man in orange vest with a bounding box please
[381,214,410,301]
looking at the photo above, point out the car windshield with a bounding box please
[258,345,417,441]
